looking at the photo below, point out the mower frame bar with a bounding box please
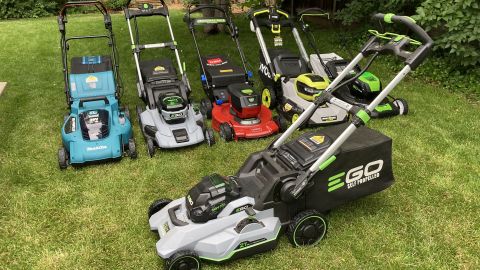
[58,1,121,107]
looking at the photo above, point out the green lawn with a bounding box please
[1,10,479,270]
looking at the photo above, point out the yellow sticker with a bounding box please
[310,135,325,144]
[220,69,233,73]
[154,66,165,72]
[283,103,293,112]
[86,76,98,83]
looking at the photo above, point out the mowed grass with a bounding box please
[0,10,479,270]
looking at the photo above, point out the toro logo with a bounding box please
[207,58,224,65]
[327,160,383,192]
[259,63,272,79]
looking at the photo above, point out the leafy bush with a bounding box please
[414,0,480,67]
[103,0,129,10]
[0,0,61,19]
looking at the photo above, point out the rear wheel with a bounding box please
[136,105,143,126]
[200,98,213,119]
[128,138,137,159]
[287,209,328,247]
[148,198,172,219]
[273,115,288,132]
[146,138,156,157]
[219,123,234,142]
[204,128,215,147]
[261,87,277,109]
[58,147,69,170]
[393,98,409,115]
[165,250,201,270]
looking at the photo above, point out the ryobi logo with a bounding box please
[327,159,384,192]
[259,63,272,79]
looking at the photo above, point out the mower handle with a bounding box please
[372,13,433,47]
[125,0,167,7]
[59,1,111,32]
[79,96,109,107]
[297,8,330,19]
[187,4,228,17]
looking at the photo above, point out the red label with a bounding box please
[207,58,223,65]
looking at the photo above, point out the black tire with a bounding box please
[136,105,143,126]
[393,98,409,115]
[128,138,137,159]
[200,98,213,119]
[146,138,156,158]
[165,250,201,270]
[219,123,234,142]
[261,87,277,109]
[204,128,215,147]
[148,198,172,219]
[122,106,130,120]
[273,115,288,132]
[58,147,69,170]
[287,209,328,247]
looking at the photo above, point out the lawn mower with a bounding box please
[57,1,136,169]
[184,4,287,142]
[147,13,432,269]
[249,6,348,127]
[298,8,409,118]
[124,0,214,156]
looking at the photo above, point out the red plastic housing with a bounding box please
[211,103,279,140]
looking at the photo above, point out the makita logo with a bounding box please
[86,145,107,151]
[327,159,384,192]
[259,63,272,79]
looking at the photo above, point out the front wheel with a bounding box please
[200,98,213,119]
[165,250,201,270]
[58,147,69,170]
[146,138,156,157]
[393,98,409,115]
[148,198,172,219]
[287,209,328,247]
[219,123,234,142]
[204,128,215,147]
[261,87,277,109]
[273,115,288,132]
[128,138,137,159]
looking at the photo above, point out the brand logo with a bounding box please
[187,195,194,205]
[86,76,98,89]
[233,204,252,214]
[236,238,267,250]
[154,66,165,72]
[206,58,224,65]
[163,223,170,233]
[327,159,384,192]
[86,145,107,151]
[259,63,272,79]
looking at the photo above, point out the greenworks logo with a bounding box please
[197,18,226,24]
[328,160,384,192]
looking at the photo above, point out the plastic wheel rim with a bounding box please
[262,88,271,108]
[169,256,200,270]
[292,114,299,123]
[293,216,327,247]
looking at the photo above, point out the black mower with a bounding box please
[147,13,433,270]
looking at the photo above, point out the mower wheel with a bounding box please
[122,106,130,120]
[287,209,328,247]
[261,87,277,109]
[273,115,288,132]
[136,105,143,126]
[204,128,215,147]
[148,198,172,219]
[128,138,137,159]
[58,147,69,170]
[219,123,234,142]
[165,250,201,270]
[200,98,213,119]
[146,138,156,157]
[393,98,409,115]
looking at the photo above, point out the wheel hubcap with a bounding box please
[294,217,325,246]
[262,89,271,107]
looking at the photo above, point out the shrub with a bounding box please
[0,0,61,19]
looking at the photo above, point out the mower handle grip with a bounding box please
[297,8,330,18]
[186,4,228,18]
[372,13,433,47]
[60,1,108,17]
[79,96,109,107]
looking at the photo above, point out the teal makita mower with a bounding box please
[147,13,432,270]
[298,8,409,118]
[57,1,136,169]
